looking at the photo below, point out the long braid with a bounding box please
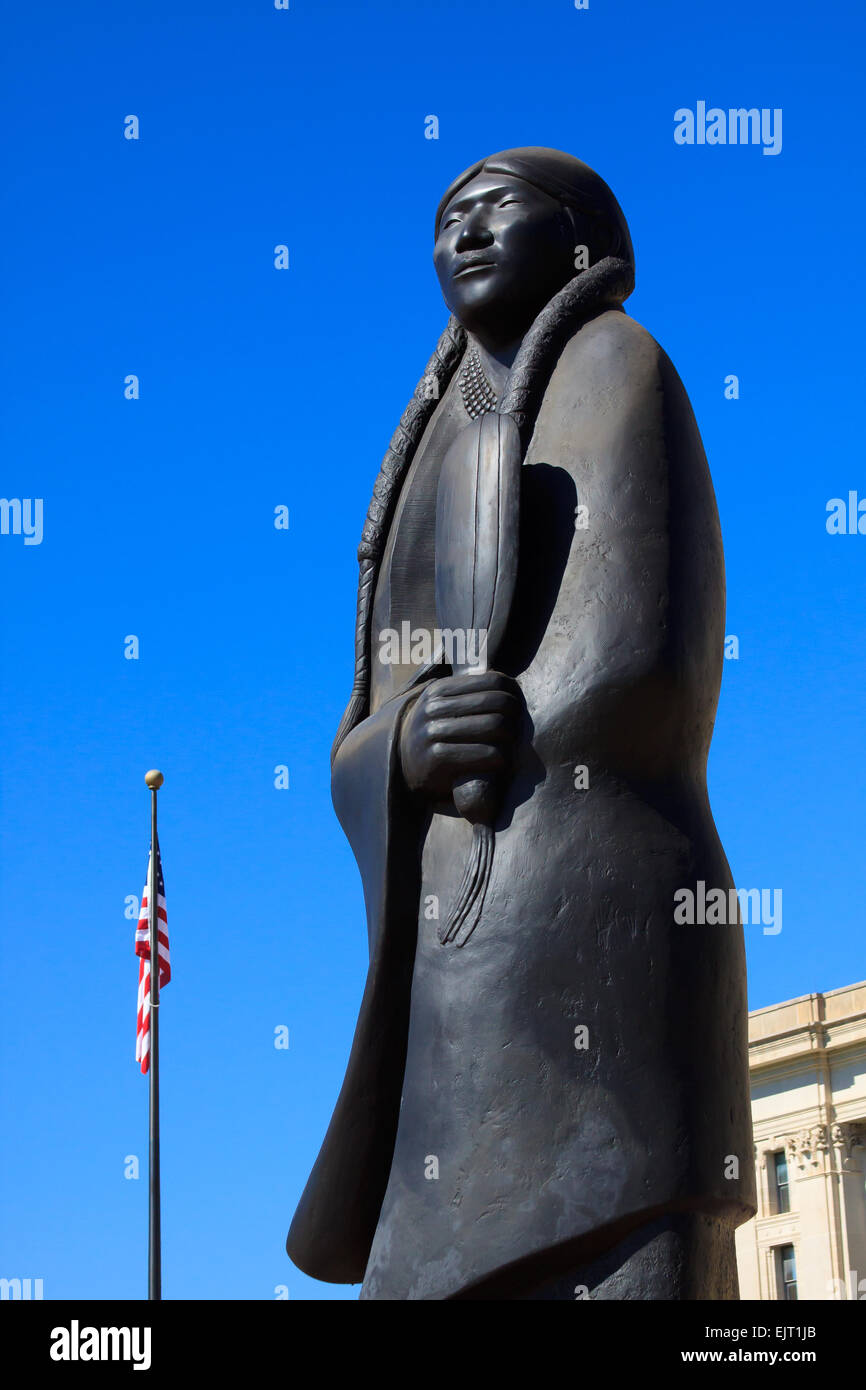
[331,255,634,762]
[331,316,466,760]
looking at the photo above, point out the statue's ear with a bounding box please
[561,204,580,241]
[562,202,606,270]
[560,203,589,271]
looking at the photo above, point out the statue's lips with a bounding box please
[452,260,497,279]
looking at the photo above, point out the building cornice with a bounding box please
[747,984,866,1072]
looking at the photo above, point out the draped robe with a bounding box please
[287,297,756,1299]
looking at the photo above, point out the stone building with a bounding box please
[735,981,866,1300]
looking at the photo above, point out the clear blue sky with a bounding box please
[1,0,863,1301]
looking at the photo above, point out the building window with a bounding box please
[773,1150,790,1213]
[776,1244,797,1301]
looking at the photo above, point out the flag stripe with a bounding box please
[134,841,169,1074]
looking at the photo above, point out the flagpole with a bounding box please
[144,769,164,1301]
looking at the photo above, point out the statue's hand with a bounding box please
[399,672,522,801]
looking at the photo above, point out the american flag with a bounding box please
[135,840,170,1074]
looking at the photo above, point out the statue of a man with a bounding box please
[287,147,756,1300]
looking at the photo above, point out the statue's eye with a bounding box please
[499,197,522,208]
[442,215,461,229]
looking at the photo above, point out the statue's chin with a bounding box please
[453,302,543,353]
[447,274,574,347]
[447,292,526,342]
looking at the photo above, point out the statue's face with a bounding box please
[434,172,576,347]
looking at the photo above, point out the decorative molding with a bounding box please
[758,1221,798,1244]
[786,1125,830,1169]
[784,1122,865,1171]
[832,1122,865,1165]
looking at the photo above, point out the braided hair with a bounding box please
[331,315,466,760]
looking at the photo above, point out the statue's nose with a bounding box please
[455,219,494,253]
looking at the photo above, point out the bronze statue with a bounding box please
[287,148,756,1299]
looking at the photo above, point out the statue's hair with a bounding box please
[331,253,635,762]
[331,315,467,759]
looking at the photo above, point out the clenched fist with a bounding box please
[400,671,523,801]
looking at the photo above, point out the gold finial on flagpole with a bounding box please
[145,770,164,790]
